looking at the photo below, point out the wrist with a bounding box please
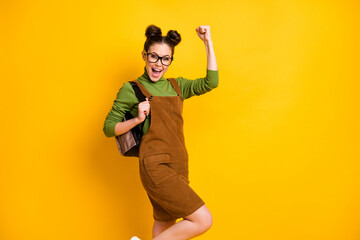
[204,39,213,45]
[134,116,142,124]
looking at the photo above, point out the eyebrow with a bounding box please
[149,52,171,57]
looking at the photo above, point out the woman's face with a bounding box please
[142,43,172,82]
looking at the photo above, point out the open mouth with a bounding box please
[151,68,162,78]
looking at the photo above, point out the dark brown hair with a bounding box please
[143,25,181,55]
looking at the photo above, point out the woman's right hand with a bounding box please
[136,98,150,123]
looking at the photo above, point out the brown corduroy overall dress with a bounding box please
[135,78,205,222]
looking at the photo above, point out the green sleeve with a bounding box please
[103,82,138,137]
[176,69,219,99]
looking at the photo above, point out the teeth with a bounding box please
[152,68,161,72]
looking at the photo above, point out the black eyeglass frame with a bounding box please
[144,51,174,66]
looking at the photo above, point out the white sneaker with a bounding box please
[130,237,141,240]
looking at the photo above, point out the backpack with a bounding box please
[115,81,147,157]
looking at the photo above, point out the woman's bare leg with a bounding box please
[152,205,212,240]
[153,220,176,238]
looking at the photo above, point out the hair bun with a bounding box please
[145,25,162,38]
[166,30,181,46]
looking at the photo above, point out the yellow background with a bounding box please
[1,0,360,239]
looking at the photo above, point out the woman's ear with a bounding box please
[142,51,146,61]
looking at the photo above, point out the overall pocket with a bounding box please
[143,153,176,187]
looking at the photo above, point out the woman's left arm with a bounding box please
[196,25,217,71]
[176,25,218,99]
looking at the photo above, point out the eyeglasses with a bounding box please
[144,51,173,66]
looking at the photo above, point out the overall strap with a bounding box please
[133,80,153,99]
[168,78,183,100]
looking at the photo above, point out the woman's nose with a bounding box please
[155,59,162,67]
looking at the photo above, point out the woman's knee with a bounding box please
[199,208,213,232]
[185,205,213,232]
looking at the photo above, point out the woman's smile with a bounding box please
[151,67,163,78]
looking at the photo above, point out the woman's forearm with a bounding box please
[114,117,142,136]
[205,40,217,71]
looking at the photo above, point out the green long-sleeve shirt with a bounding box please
[103,67,219,137]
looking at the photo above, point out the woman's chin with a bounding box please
[149,75,162,82]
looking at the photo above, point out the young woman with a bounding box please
[103,24,218,240]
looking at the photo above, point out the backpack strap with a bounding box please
[129,81,147,102]
[133,80,153,99]
[128,81,148,132]
[167,78,183,100]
